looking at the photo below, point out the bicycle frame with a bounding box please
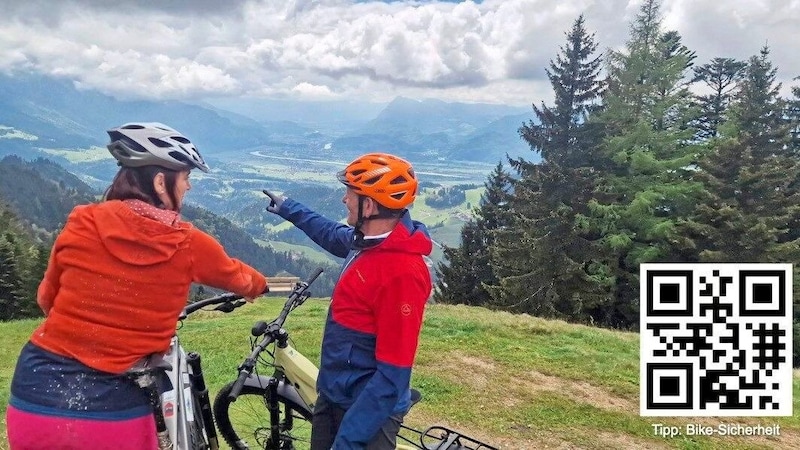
[131,292,248,450]
[275,341,424,450]
[161,335,209,449]
[274,344,319,408]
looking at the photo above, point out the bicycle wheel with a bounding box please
[213,381,312,450]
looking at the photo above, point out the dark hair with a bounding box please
[104,166,180,211]
[372,198,405,219]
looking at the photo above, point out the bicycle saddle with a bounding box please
[127,353,174,374]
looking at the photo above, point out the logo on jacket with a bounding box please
[401,303,412,316]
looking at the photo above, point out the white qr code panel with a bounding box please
[640,263,793,417]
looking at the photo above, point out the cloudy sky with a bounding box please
[0,0,798,107]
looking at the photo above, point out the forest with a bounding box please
[423,184,477,208]
[433,0,800,366]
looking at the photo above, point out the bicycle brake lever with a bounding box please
[215,303,234,313]
[215,300,246,313]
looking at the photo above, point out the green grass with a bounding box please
[39,146,113,162]
[2,301,798,449]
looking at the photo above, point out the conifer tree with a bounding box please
[788,80,800,152]
[683,47,800,366]
[0,235,23,320]
[523,14,604,167]
[16,243,48,318]
[692,58,746,139]
[486,15,609,320]
[582,0,703,326]
[433,163,512,306]
[685,46,798,263]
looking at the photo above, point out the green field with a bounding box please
[1,300,798,449]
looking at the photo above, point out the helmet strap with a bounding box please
[355,196,366,229]
[355,196,390,227]
[353,196,367,245]
[353,195,404,246]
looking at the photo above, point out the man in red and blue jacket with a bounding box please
[264,152,432,449]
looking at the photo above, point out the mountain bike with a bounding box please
[127,291,251,450]
[212,268,498,450]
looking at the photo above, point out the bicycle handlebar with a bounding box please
[227,267,324,400]
[180,292,245,320]
[180,281,274,319]
[230,367,251,398]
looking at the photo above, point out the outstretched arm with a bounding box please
[271,197,353,258]
[190,229,268,298]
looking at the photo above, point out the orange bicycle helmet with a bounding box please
[337,152,418,209]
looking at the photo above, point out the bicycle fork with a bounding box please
[266,377,283,447]
[265,376,298,449]
[187,352,219,450]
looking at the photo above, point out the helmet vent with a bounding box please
[364,175,382,186]
[105,122,209,172]
[337,152,417,209]
[168,150,192,165]
[149,137,172,148]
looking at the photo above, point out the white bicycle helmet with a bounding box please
[106,122,210,173]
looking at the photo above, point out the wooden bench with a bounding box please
[268,276,301,293]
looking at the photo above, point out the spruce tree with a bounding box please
[0,235,23,321]
[523,14,604,167]
[686,46,798,262]
[486,15,609,321]
[788,81,800,152]
[433,163,512,306]
[684,47,800,366]
[583,0,704,327]
[692,58,746,139]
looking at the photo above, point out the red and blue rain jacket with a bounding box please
[276,198,432,448]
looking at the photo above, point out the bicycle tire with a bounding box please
[213,381,312,450]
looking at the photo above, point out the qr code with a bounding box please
[640,263,793,417]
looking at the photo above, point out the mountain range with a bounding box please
[0,72,542,292]
[0,72,538,164]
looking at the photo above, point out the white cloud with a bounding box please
[0,0,798,106]
[291,82,336,99]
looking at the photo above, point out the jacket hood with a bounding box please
[374,210,433,256]
[80,201,191,266]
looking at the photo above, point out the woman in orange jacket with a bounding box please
[5,123,268,450]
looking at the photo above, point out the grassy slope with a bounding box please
[1,301,798,450]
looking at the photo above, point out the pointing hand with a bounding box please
[262,189,285,214]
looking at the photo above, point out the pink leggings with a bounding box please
[6,405,158,450]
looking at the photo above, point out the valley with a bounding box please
[0,72,538,282]
[39,142,500,270]
[191,147,498,268]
